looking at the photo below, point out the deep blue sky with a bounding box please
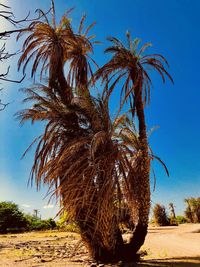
[0,0,200,218]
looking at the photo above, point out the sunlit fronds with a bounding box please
[95,32,173,112]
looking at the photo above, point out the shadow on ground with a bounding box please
[133,256,200,267]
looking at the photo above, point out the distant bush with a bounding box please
[153,203,170,226]
[176,215,187,224]
[30,219,50,231]
[169,217,178,226]
[0,201,29,233]
[25,214,57,231]
[46,218,57,229]
[0,201,57,234]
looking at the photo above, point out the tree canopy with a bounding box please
[0,201,28,233]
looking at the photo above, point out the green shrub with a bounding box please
[0,201,29,233]
[176,215,187,224]
[25,214,57,231]
[46,218,57,229]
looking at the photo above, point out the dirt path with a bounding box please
[0,224,199,267]
[145,224,200,256]
[140,224,200,266]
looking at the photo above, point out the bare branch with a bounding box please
[0,99,9,111]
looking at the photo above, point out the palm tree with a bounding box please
[169,202,176,219]
[95,32,173,254]
[184,198,194,223]
[17,2,173,262]
[17,2,114,261]
[64,14,102,131]
[65,14,98,98]
[185,197,200,223]
[33,209,39,218]
[17,1,99,127]
[18,83,127,261]
[18,82,169,262]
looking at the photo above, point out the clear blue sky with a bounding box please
[0,0,200,219]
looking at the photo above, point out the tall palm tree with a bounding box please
[169,202,176,219]
[17,2,115,261]
[95,32,173,254]
[17,2,173,261]
[18,87,169,262]
[17,1,99,125]
[65,14,101,131]
[184,198,194,223]
[185,197,200,223]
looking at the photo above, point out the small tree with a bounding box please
[0,201,29,233]
[169,203,176,219]
[153,204,169,226]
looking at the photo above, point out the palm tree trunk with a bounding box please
[79,223,123,263]
[124,77,150,258]
[49,46,72,105]
[76,205,124,263]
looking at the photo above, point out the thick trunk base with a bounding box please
[121,223,148,261]
[79,222,148,263]
[79,224,124,263]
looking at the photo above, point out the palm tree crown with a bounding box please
[95,32,173,111]
[17,6,97,103]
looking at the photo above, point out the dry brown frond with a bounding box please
[18,82,146,252]
[95,33,173,114]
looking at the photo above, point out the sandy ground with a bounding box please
[140,223,200,266]
[0,224,199,267]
